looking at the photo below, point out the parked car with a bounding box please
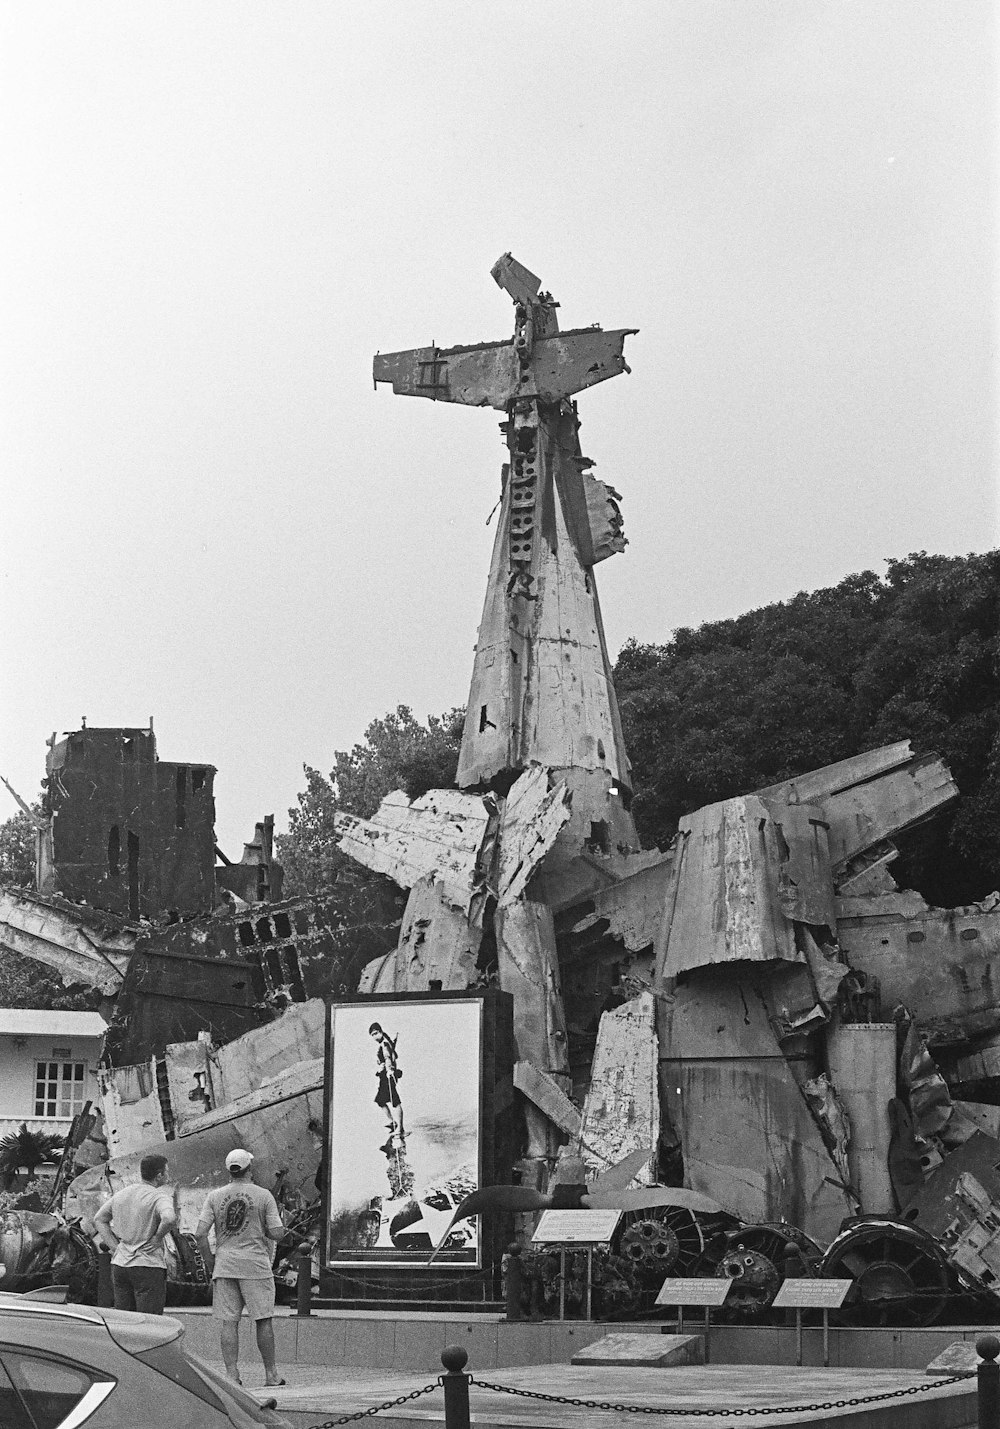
[0,1291,290,1428]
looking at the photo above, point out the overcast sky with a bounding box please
[2,2,996,856]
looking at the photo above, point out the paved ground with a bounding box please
[208,1360,977,1428]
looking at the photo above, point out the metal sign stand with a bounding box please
[554,1245,596,1320]
[790,1307,833,1366]
[675,1305,715,1362]
[771,1279,852,1367]
[655,1279,733,1364]
[532,1211,622,1322]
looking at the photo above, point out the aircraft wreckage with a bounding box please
[2,254,1000,1325]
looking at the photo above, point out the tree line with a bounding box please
[276,551,998,907]
[1,550,996,1007]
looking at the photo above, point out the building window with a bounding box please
[34,1061,86,1119]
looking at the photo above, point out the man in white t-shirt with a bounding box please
[195,1148,286,1387]
[94,1153,176,1315]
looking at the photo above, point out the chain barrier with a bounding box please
[305,1378,441,1428]
[324,1266,496,1295]
[467,1372,971,1417]
[285,1351,980,1426]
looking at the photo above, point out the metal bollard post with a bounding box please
[441,1345,470,1429]
[782,1240,803,1334]
[97,1249,113,1308]
[978,1334,1000,1429]
[504,1243,524,1322]
[295,1243,313,1317]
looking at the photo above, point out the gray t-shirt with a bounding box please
[196,1180,283,1279]
[99,1181,176,1269]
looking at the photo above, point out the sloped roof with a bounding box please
[0,1009,107,1039]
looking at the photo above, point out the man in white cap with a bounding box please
[195,1149,286,1386]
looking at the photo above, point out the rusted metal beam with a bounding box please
[334,769,571,921]
[334,788,493,915]
[823,754,959,872]
[176,1057,323,1135]
[371,876,481,992]
[835,894,1000,1045]
[656,796,821,978]
[0,888,134,993]
[758,741,915,804]
[496,897,570,1163]
[513,1060,583,1140]
[579,992,659,1184]
[496,767,572,904]
[826,1022,896,1213]
[661,969,855,1243]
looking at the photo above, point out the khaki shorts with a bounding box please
[212,1275,276,1321]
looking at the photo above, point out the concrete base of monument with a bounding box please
[191,1360,977,1429]
[168,1307,1000,1375]
[571,1331,704,1366]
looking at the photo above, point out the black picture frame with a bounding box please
[320,988,513,1304]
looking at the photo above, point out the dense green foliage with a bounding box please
[615,551,1000,904]
[0,947,98,1013]
[0,809,35,888]
[276,554,997,908]
[276,705,464,897]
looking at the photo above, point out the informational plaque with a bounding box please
[655,1277,733,1307]
[532,1209,622,1245]
[771,1278,853,1310]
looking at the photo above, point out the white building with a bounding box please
[0,1009,106,1139]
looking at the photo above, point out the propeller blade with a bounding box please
[428,1185,551,1262]
[584,1187,725,1215]
[15,1212,59,1235]
[589,1146,656,1195]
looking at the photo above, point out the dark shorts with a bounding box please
[375,1073,400,1108]
[111,1264,167,1315]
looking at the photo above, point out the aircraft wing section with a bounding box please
[373,327,637,409]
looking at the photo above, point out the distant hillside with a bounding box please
[615,551,1000,906]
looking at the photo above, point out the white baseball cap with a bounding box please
[225,1149,254,1171]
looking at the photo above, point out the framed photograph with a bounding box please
[324,993,493,1271]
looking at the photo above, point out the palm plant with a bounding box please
[0,1124,64,1189]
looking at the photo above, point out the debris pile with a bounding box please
[340,254,1000,1322]
[0,723,402,1299]
[2,256,999,1326]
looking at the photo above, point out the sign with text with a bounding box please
[655,1277,733,1307]
[772,1278,853,1310]
[532,1209,622,1245]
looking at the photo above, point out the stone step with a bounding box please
[309,1298,505,1316]
[571,1332,704,1367]
[925,1340,984,1375]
